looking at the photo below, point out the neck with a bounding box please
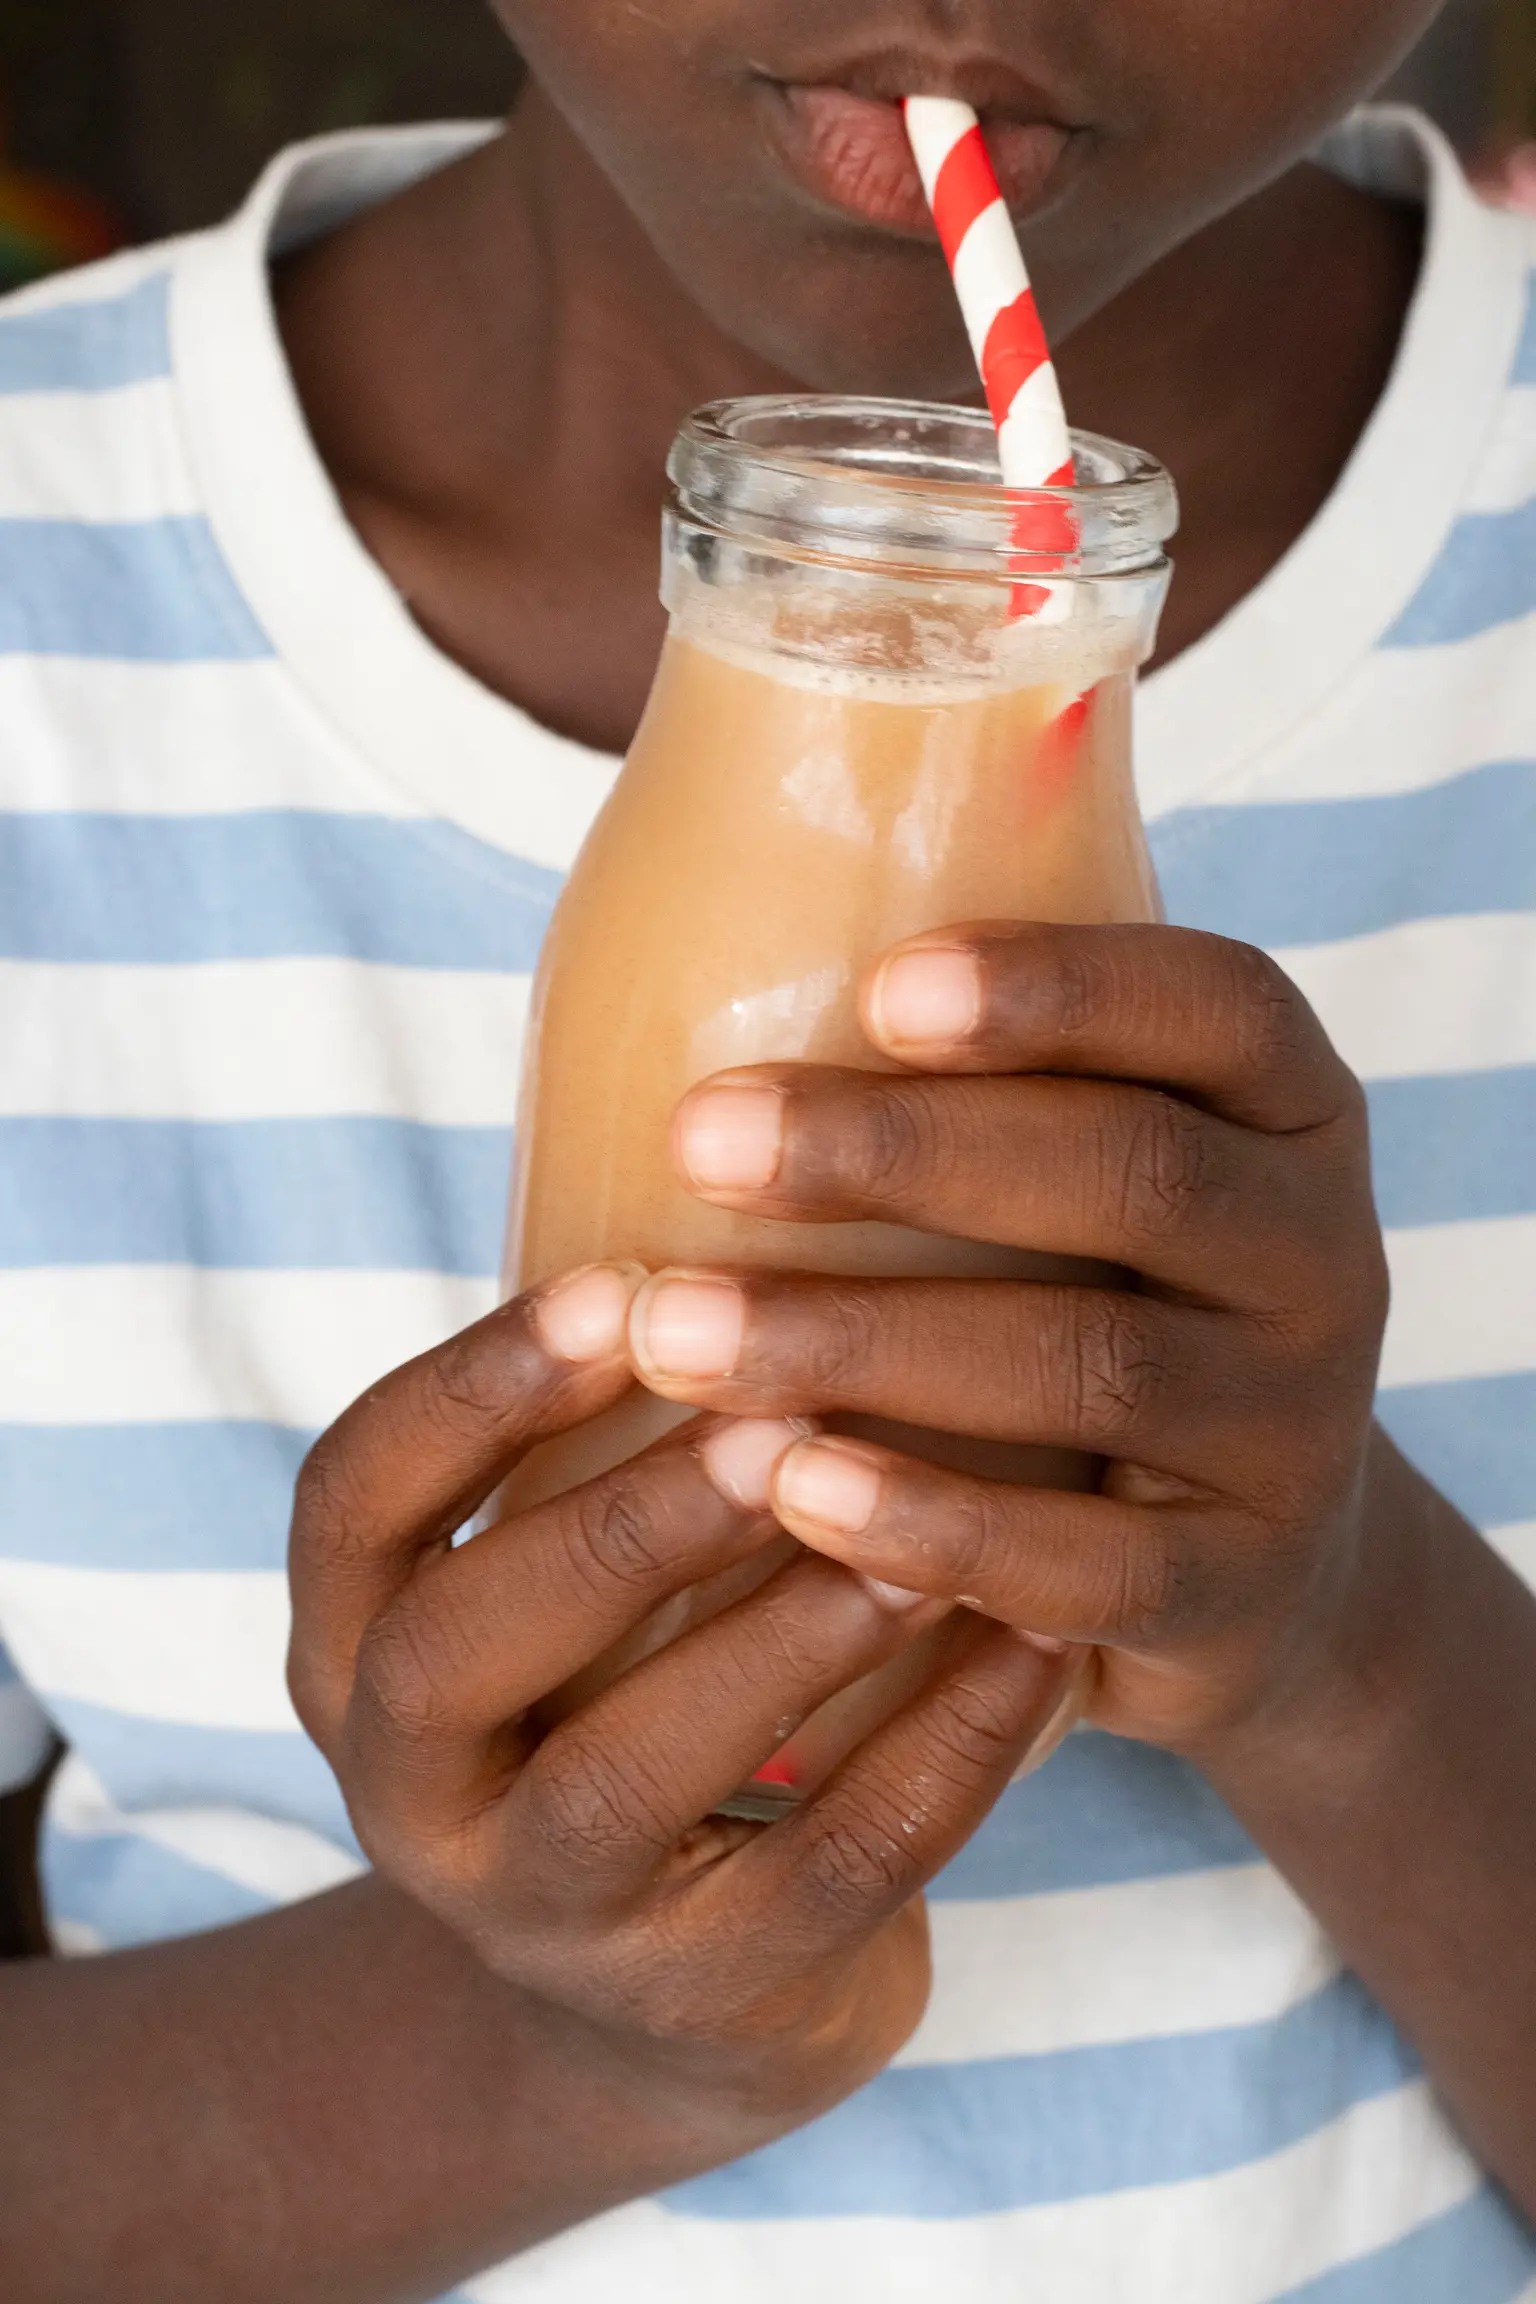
[1055,162,1422,669]
[278,91,1421,751]
[278,89,794,754]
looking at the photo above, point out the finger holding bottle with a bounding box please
[481,1568,1070,2111]
[332,1413,817,1865]
[289,1259,804,1871]
[288,1280,1077,2129]
[642,917,1390,1757]
[287,1261,645,1756]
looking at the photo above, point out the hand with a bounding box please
[628,921,1392,1760]
[287,1266,1076,2146]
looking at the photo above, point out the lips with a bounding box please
[749,34,1080,236]
[775,83,1071,233]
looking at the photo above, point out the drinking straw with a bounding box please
[902,96,1073,489]
[903,95,1080,623]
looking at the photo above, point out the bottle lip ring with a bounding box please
[669,395,1178,579]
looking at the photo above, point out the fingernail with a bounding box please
[870,949,981,1049]
[678,1087,784,1193]
[1019,1631,1071,1655]
[860,1574,931,1612]
[700,1418,813,1511]
[631,1275,745,1381]
[533,1263,644,1363]
[775,1439,881,1534]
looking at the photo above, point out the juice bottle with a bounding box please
[505,395,1175,1811]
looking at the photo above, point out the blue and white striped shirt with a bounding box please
[1,104,1534,2302]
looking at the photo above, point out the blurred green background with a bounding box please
[0,0,1532,287]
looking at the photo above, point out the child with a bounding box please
[2,2,1534,2296]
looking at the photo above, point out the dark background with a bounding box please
[0,0,520,276]
[0,0,1530,282]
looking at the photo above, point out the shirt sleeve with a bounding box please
[0,1639,55,1794]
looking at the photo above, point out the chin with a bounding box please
[691,239,987,401]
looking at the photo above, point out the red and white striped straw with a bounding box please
[902,96,1073,492]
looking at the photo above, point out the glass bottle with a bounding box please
[504,396,1175,1813]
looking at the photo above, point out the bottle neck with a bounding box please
[662,396,1174,691]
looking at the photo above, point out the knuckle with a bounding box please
[847,1083,958,1209]
[1047,937,1108,1041]
[1068,1294,1167,1443]
[1113,1093,1213,1244]
[421,1324,521,1444]
[738,1594,849,1694]
[564,1470,674,1597]
[938,1481,1018,1600]
[522,1728,673,1870]
[852,1083,936,1201]
[802,1792,915,1917]
[917,1671,1027,1784]
[1100,1532,1184,1642]
[290,1428,369,1560]
[354,1601,462,1743]
[1225,942,1310,1079]
[795,1281,882,1398]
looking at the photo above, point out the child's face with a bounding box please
[493,0,1441,393]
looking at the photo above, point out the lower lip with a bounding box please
[772,84,1071,235]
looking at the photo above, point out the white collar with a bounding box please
[172,122,619,870]
[171,107,1528,860]
[1135,105,1533,818]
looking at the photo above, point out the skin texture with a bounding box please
[276,12,1429,747]
[283,928,1536,2236]
[611,925,1536,2195]
[289,1288,1076,2134]
[485,0,1435,381]
[10,2,1534,2298]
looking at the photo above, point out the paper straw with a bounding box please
[902,96,1073,488]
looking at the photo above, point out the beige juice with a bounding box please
[516,633,1157,1295]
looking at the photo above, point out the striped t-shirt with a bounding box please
[2,101,1535,2304]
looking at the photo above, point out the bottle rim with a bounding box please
[668,395,1177,581]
